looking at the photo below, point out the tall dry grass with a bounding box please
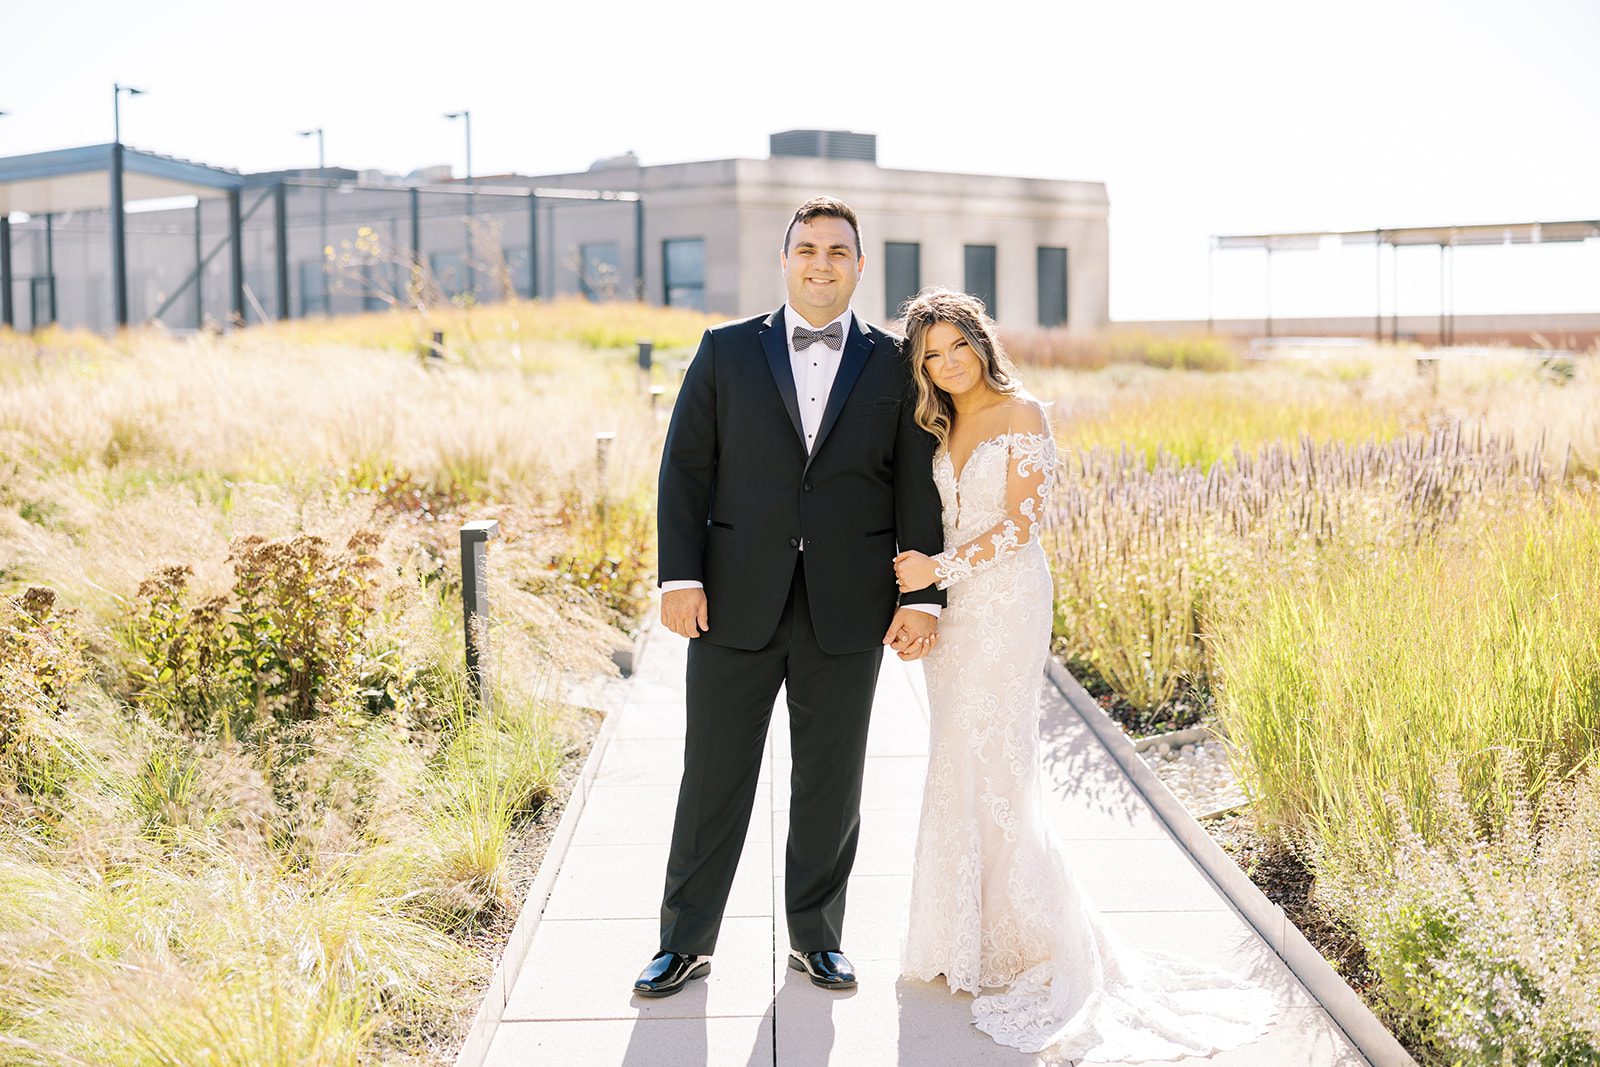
[1045,424,1554,716]
[1003,328,1241,372]
[250,296,716,357]
[0,303,714,1064]
[1031,344,1600,1062]
[1210,491,1600,846]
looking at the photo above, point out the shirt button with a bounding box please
[789,537,800,548]
[804,482,813,492]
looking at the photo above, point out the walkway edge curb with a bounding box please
[452,677,629,1067]
[1044,658,1416,1067]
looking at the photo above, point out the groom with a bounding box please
[635,197,947,997]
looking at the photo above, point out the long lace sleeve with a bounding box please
[931,410,1056,590]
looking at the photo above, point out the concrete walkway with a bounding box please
[484,628,1368,1066]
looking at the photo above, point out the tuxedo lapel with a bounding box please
[805,316,875,469]
[758,307,805,445]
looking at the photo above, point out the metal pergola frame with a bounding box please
[1209,218,1600,342]
[1,143,647,331]
[0,143,246,329]
[235,178,644,322]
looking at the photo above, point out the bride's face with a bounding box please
[920,321,988,399]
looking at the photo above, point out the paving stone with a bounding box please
[484,1014,773,1067]
[485,631,1362,1065]
[502,916,774,1022]
[543,840,773,921]
[575,784,773,846]
[773,959,1044,1065]
[597,736,771,788]
[770,875,911,963]
[1103,909,1320,1011]
[1060,838,1233,913]
[771,754,929,814]
[1094,1007,1367,1067]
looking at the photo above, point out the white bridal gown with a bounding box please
[900,415,1277,1062]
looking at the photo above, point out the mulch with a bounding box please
[1204,810,1381,1002]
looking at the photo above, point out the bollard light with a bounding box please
[636,338,653,372]
[648,385,667,410]
[1416,354,1440,395]
[431,330,445,359]
[460,519,500,712]
[595,430,617,476]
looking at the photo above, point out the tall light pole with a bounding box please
[298,126,327,313]
[443,109,473,184]
[113,83,144,145]
[111,83,145,328]
[0,110,10,329]
[444,109,474,300]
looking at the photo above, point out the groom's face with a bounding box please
[781,215,863,324]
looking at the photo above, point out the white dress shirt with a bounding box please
[663,304,938,618]
[786,303,852,454]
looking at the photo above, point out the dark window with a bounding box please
[30,277,51,326]
[429,251,465,297]
[580,242,621,301]
[505,246,533,299]
[298,261,330,315]
[1037,247,1069,328]
[360,261,389,311]
[884,241,920,320]
[663,238,705,310]
[964,244,997,319]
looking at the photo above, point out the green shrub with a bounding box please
[1318,765,1600,1064]
[120,531,419,741]
[0,588,88,798]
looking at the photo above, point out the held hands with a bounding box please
[883,606,938,661]
[661,588,709,639]
[892,551,938,595]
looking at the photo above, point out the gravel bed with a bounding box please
[1139,738,1250,816]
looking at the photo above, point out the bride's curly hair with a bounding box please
[899,287,1021,449]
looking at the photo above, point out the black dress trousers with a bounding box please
[659,555,883,955]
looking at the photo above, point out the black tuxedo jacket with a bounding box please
[658,306,946,654]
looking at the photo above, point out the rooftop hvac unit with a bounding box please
[769,130,877,164]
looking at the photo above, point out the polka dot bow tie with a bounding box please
[792,322,845,351]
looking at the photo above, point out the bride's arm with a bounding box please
[930,403,1055,590]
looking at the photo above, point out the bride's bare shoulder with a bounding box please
[1000,396,1050,435]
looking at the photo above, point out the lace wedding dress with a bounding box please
[900,414,1276,1062]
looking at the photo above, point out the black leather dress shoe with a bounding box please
[633,951,710,998]
[788,949,857,990]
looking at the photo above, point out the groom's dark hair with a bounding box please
[783,197,862,257]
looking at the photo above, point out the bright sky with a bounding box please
[4,0,1597,322]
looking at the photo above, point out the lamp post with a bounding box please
[112,83,144,144]
[444,109,474,300]
[298,126,327,314]
[0,111,10,329]
[111,83,145,328]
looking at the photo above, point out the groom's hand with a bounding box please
[883,607,938,661]
[661,588,709,639]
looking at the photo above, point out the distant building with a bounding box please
[0,131,1110,334]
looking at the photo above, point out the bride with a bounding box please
[888,288,1276,1061]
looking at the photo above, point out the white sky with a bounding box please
[4,0,1597,322]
